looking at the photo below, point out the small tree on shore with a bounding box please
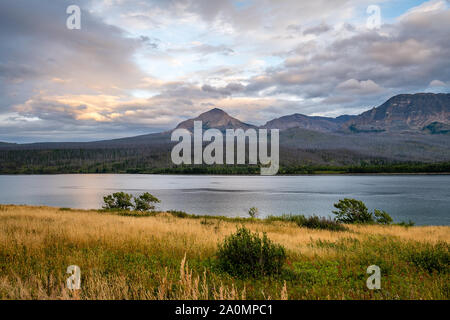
[332,198,393,225]
[248,207,259,218]
[134,192,160,212]
[103,192,133,210]
[373,209,393,225]
[103,192,160,212]
[332,198,373,223]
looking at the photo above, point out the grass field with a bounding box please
[0,205,448,300]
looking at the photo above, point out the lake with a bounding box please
[0,174,449,225]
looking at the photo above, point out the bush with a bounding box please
[217,227,286,278]
[332,198,394,225]
[396,220,415,227]
[266,214,347,231]
[168,210,189,218]
[408,242,449,273]
[103,192,160,212]
[298,215,347,231]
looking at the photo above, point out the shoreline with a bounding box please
[1,203,449,227]
[1,172,450,176]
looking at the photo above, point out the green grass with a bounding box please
[0,205,448,299]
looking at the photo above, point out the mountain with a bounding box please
[175,108,256,132]
[1,94,450,173]
[262,114,355,132]
[344,93,450,133]
[262,93,450,133]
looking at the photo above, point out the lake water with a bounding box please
[0,174,449,225]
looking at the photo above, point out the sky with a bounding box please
[0,0,449,142]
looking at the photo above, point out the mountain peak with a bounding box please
[204,108,227,114]
[346,93,450,133]
[175,108,256,132]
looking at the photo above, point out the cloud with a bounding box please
[1,0,450,142]
[399,0,447,19]
[429,80,446,87]
[170,43,235,56]
[336,79,383,94]
[369,39,434,67]
[0,0,147,97]
[201,83,245,96]
[303,23,332,35]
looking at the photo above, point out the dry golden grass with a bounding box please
[2,205,447,253]
[0,205,448,300]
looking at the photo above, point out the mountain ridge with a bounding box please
[345,93,450,133]
[1,93,450,173]
[262,113,356,132]
[0,93,449,149]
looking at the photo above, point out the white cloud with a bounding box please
[336,79,383,94]
[399,0,448,20]
[429,80,447,87]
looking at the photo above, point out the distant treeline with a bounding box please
[0,151,449,175]
[1,145,449,174]
[144,163,450,175]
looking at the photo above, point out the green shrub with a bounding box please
[217,227,286,278]
[408,242,449,273]
[168,210,189,218]
[396,220,415,227]
[266,214,347,231]
[299,215,347,231]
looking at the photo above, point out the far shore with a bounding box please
[1,171,450,176]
